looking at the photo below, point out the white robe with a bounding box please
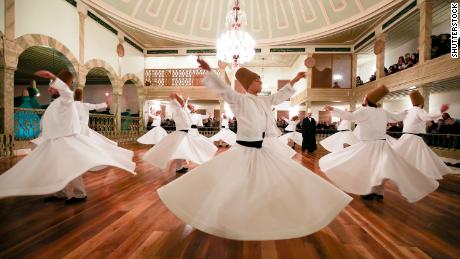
[143,100,217,169]
[209,116,237,146]
[137,115,168,145]
[278,119,303,146]
[157,72,352,240]
[0,78,136,198]
[319,107,439,203]
[392,106,450,179]
[74,101,117,146]
[320,119,359,152]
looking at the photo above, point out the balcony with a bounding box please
[144,68,226,100]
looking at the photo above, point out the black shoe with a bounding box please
[361,194,374,200]
[176,167,189,174]
[291,145,296,150]
[65,197,87,204]
[43,196,67,202]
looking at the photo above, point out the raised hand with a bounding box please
[290,72,306,85]
[440,104,449,113]
[197,58,211,71]
[324,105,334,112]
[35,70,56,80]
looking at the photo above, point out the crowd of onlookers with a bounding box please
[356,33,451,86]
[385,113,460,135]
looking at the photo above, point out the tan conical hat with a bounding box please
[409,90,424,107]
[235,67,260,90]
[57,70,74,88]
[366,85,389,104]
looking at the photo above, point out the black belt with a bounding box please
[404,132,424,137]
[179,129,188,133]
[236,132,265,149]
[236,140,263,149]
[191,125,197,129]
[221,126,225,128]
[285,130,293,133]
[338,130,350,132]
[151,126,156,128]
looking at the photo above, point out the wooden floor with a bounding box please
[0,144,459,259]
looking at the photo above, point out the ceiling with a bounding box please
[83,0,406,48]
[384,76,460,101]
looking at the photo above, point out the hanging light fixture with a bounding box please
[216,0,255,68]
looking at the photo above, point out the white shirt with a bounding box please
[170,99,192,131]
[284,119,300,132]
[150,115,162,127]
[40,78,81,140]
[337,119,352,131]
[221,116,229,128]
[403,106,441,134]
[190,113,208,127]
[74,101,107,125]
[204,72,295,141]
[333,107,406,141]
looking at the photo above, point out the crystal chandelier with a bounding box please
[216,0,255,67]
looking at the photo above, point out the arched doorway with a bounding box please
[13,46,75,141]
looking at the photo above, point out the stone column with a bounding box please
[421,84,431,112]
[0,65,16,135]
[1,0,17,135]
[113,92,122,133]
[375,33,386,80]
[418,0,433,64]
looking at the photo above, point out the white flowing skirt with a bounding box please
[31,125,118,147]
[137,126,168,145]
[209,128,237,146]
[278,131,303,146]
[81,125,118,146]
[158,143,352,240]
[392,134,451,179]
[263,137,296,158]
[320,131,359,152]
[0,134,136,198]
[319,140,439,203]
[143,131,218,170]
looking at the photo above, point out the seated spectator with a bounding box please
[356,76,363,86]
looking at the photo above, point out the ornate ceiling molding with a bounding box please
[82,0,404,47]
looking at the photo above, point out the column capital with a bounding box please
[77,1,89,17]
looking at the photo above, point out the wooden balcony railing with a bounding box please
[144,68,221,87]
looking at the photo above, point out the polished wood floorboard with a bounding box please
[0,144,459,259]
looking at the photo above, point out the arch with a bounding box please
[120,73,145,117]
[14,34,79,77]
[82,59,119,90]
[120,73,143,89]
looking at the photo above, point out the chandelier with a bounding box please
[216,0,255,67]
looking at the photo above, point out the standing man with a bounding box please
[302,109,317,153]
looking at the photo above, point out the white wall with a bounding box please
[309,103,350,122]
[85,18,119,73]
[430,90,460,119]
[382,98,412,113]
[121,84,139,114]
[121,43,145,83]
[0,0,5,34]
[357,54,376,83]
[15,0,79,58]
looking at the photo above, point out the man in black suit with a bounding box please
[302,110,317,153]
